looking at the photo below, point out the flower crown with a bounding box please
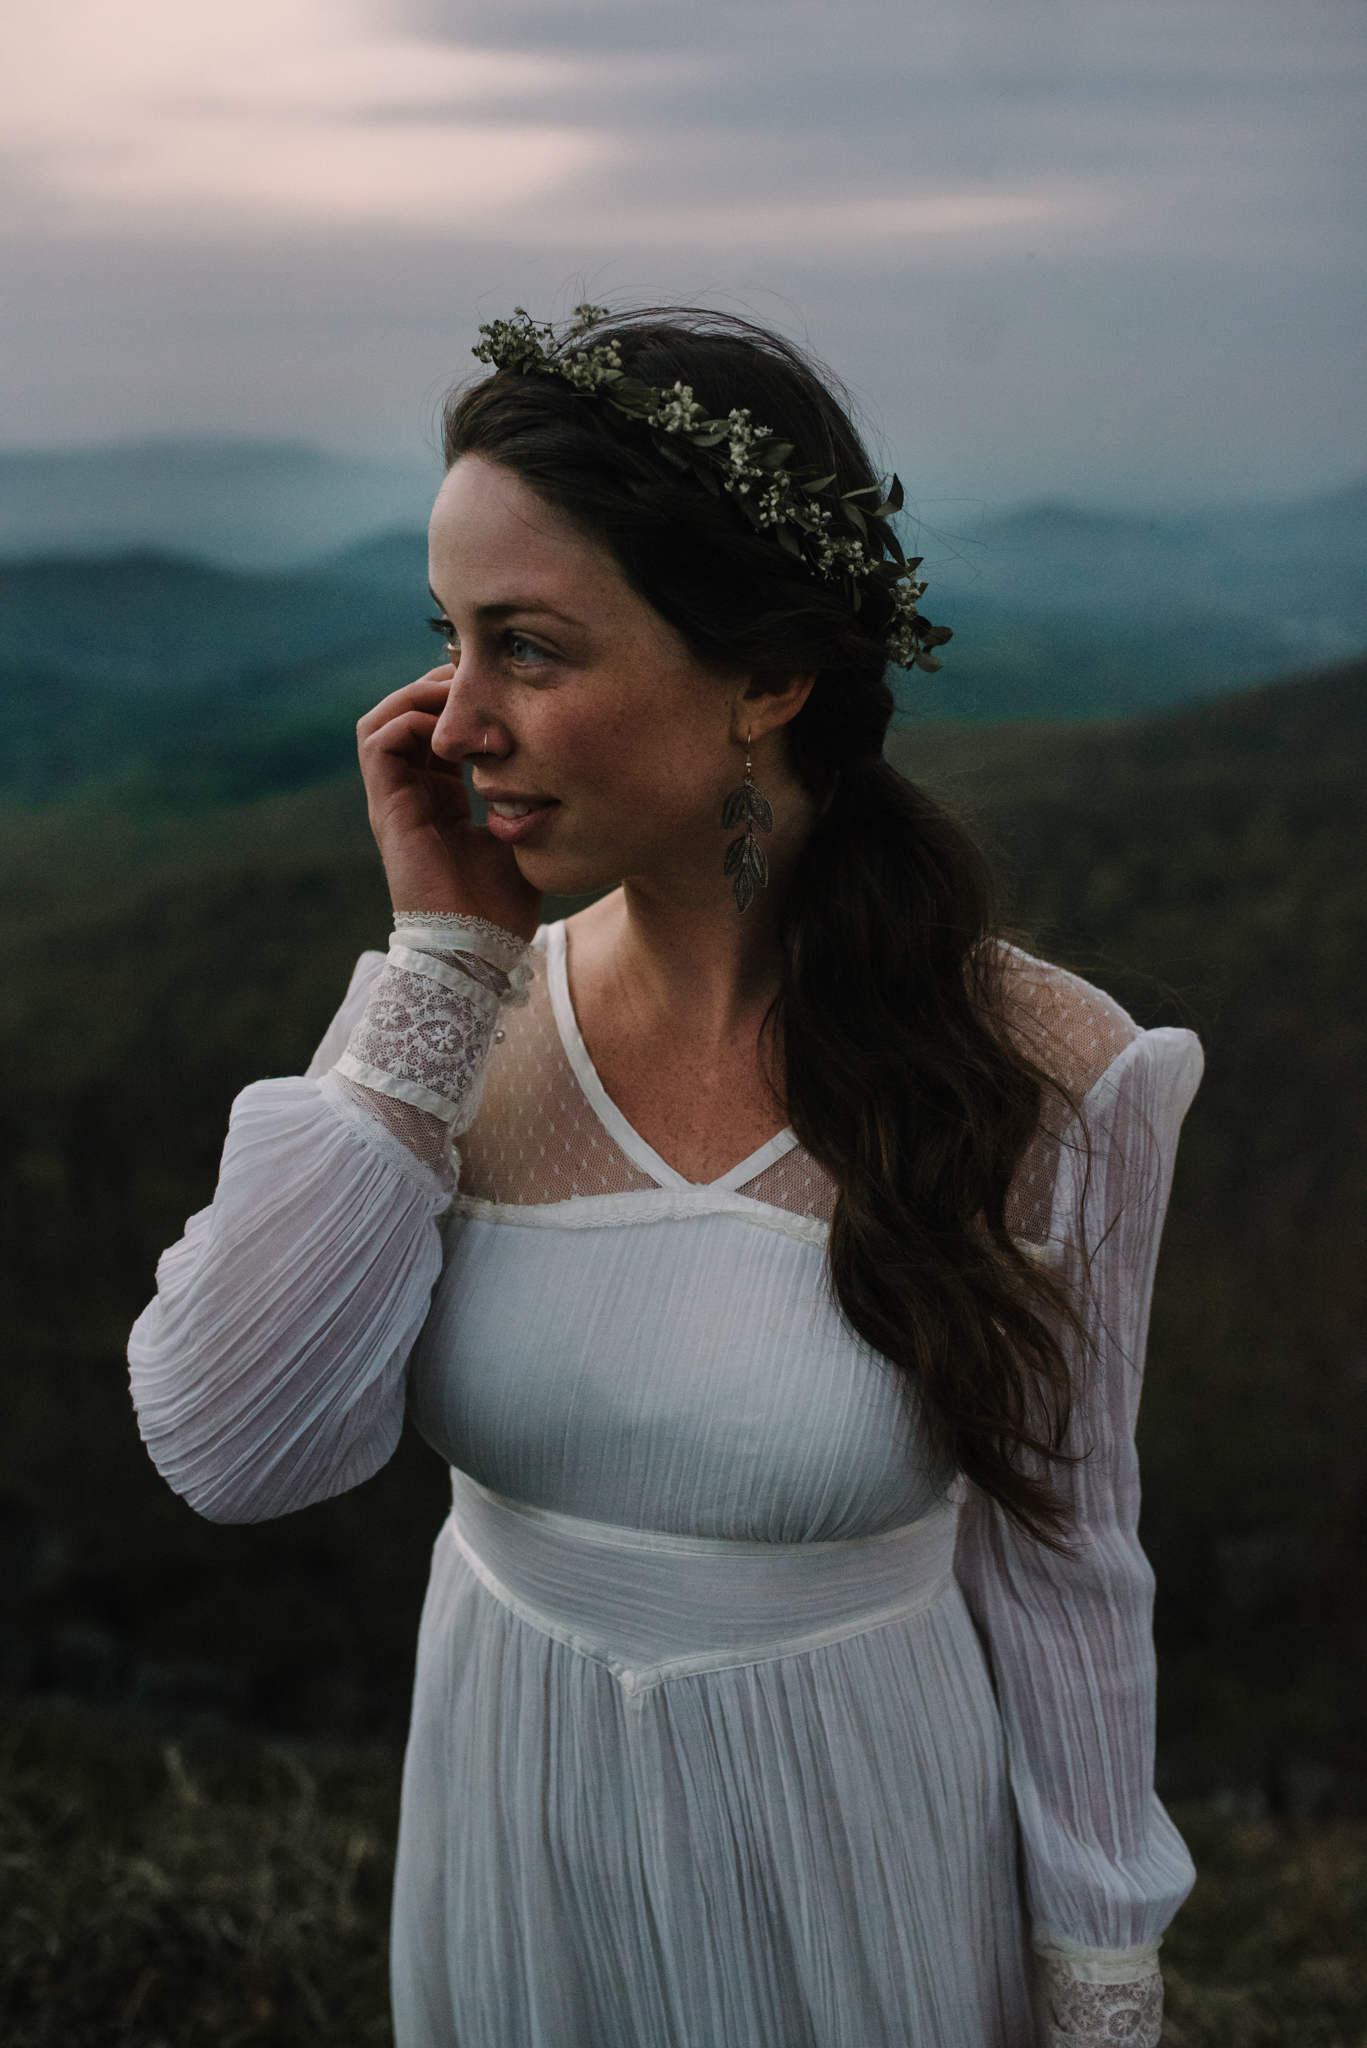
[472,306,952,674]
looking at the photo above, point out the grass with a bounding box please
[2,1703,1364,2045]
[1161,1809,1367,2046]
[0,1702,399,2046]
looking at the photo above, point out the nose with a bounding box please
[430,661,504,762]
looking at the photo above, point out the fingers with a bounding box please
[356,666,455,743]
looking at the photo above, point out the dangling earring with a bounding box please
[721,728,774,914]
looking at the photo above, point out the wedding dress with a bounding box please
[129,911,1201,2047]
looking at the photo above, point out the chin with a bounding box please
[515,846,623,901]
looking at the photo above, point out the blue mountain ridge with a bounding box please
[1,470,1362,803]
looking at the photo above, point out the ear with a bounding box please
[729,667,818,744]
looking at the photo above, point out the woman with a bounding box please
[129,307,1201,2047]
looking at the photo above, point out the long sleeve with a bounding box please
[128,918,533,1525]
[953,1026,1204,2040]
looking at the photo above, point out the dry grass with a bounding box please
[1161,1807,1367,2045]
[4,1703,1365,2045]
[0,1702,398,2046]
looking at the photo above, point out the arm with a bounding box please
[127,916,532,1524]
[954,1026,1204,2045]
[129,654,541,1525]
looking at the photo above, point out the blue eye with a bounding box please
[509,633,547,664]
[427,615,459,656]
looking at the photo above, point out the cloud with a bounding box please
[0,0,620,232]
[0,0,1360,501]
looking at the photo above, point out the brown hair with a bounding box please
[444,308,1082,1545]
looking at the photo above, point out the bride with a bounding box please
[130,306,1201,2047]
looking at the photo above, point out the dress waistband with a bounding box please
[446,1469,959,1696]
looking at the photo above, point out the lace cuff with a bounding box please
[1034,1934,1163,2048]
[333,918,532,1132]
[392,912,533,1007]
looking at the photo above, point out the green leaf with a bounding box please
[608,376,656,410]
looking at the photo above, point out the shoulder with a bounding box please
[994,944,1142,1105]
[995,943,1204,1136]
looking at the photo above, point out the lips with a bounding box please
[480,793,559,846]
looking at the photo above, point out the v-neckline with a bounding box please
[542,921,800,1194]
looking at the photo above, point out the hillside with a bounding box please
[0,470,1362,791]
[0,659,1362,1790]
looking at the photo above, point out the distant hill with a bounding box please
[0,550,430,686]
[911,477,1367,720]
[0,549,437,806]
[0,469,1362,812]
[0,440,439,569]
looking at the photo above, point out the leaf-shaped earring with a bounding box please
[721,729,774,914]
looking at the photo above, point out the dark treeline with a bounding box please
[0,656,1363,1810]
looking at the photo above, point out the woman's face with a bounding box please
[426,454,811,903]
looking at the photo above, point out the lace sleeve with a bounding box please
[330,914,534,1190]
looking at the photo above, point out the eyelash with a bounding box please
[425,618,548,666]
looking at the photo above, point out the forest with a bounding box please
[1,646,1364,2041]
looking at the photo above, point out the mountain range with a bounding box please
[0,444,1363,807]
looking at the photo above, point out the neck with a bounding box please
[567,786,817,1047]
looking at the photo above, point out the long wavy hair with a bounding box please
[443,309,1084,1546]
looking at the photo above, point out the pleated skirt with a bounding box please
[390,1489,1037,2048]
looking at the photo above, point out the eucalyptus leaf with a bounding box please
[476,310,951,686]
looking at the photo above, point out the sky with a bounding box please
[0,0,1363,510]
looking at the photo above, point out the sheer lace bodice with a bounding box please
[333,921,1141,1249]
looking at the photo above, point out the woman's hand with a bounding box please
[357,667,541,940]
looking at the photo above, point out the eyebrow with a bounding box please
[427,585,585,631]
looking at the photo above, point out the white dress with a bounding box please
[129,912,1202,2048]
